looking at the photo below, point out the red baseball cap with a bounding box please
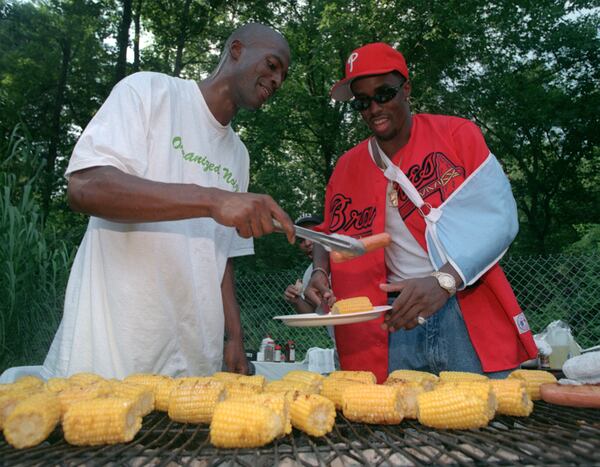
[330,42,409,101]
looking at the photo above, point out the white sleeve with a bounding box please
[66,79,149,178]
[228,150,254,258]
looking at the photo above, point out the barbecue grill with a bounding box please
[1,402,599,466]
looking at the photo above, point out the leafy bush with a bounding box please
[0,126,72,371]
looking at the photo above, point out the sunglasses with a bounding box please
[350,83,404,111]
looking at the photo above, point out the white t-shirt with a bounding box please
[43,72,253,379]
[367,145,434,282]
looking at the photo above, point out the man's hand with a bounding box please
[223,337,248,374]
[284,283,302,303]
[304,270,335,309]
[380,276,450,331]
[210,191,295,243]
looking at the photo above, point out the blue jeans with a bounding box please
[387,296,513,379]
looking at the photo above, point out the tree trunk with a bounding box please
[115,0,133,83]
[173,0,192,77]
[133,0,142,72]
[44,39,71,218]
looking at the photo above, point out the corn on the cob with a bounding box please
[417,390,492,429]
[508,369,557,401]
[332,296,373,315]
[289,393,336,436]
[236,374,266,390]
[0,388,42,429]
[224,382,262,400]
[383,380,428,419]
[283,371,325,393]
[210,401,281,448]
[57,380,113,417]
[63,397,141,446]
[265,380,314,394]
[327,371,376,384]
[250,392,291,435]
[342,384,403,424]
[68,372,105,386]
[386,370,439,388]
[438,371,489,383]
[153,376,177,411]
[110,382,155,417]
[3,392,61,449]
[436,382,497,419]
[45,378,71,393]
[168,378,225,424]
[321,378,367,410]
[123,373,169,390]
[211,372,241,383]
[490,379,533,416]
[12,376,45,391]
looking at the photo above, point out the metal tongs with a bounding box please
[273,220,366,257]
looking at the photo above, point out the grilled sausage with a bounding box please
[540,383,600,408]
[331,233,391,263]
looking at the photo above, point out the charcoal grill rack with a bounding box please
[1,402,599,466]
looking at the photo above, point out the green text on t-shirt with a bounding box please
[172,136,240,192]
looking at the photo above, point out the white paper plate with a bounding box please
[273,306,391,328]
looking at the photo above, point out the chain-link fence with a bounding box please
[236,253,600,360]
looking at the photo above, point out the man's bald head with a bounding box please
[224,23,289,56]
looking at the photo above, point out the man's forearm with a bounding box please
[68,166,217,222]
[221,259,244,341]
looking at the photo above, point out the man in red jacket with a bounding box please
[305,42,537,382]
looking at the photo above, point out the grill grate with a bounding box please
[1,402,599,466]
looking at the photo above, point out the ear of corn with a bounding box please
[223,382,262,400]
[167,378,225,424]
[211,372,242,383]
[386,370,439,387]
[210,401,281,448]
[383,380,427,419]
[236,375,266,389]
[57,380,113,418]
[63,397,141,446]
[250,392,291,435]
[321,378,367,410]
[0,388,42,429]
[123,374,173,410]
[508,370,557,401]
[436,382,497,420]
[342,384,404,424]
[68,373,105,386]
[265,380,314,394]
[282,371,325,393]
[438,371,489,383]
[45,378,71,393]
[289,393,335,437]
[490,379,533,416]
[327,371,376,384]
[417,389,492,429]
[153,377,177,411]
[332,296,373,314]
[110,382,155,417]
[3,392,61,449]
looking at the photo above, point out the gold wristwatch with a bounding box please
[431,271,456,297]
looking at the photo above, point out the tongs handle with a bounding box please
[273,220,366,256]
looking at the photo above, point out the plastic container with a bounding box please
[285,340,296,363]
[274,345,282,362]
[260,335,275,362]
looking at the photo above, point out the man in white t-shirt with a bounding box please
[42,23,296,380]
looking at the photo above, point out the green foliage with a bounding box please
[0,126,72,371]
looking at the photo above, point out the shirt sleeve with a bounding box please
[227,149,254,258]
[450,118,491,175]
[66,78,149,178]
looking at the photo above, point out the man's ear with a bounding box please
[229,39,243,61]
[403,80,412,99]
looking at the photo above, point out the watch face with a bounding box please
[439,275,454,288]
